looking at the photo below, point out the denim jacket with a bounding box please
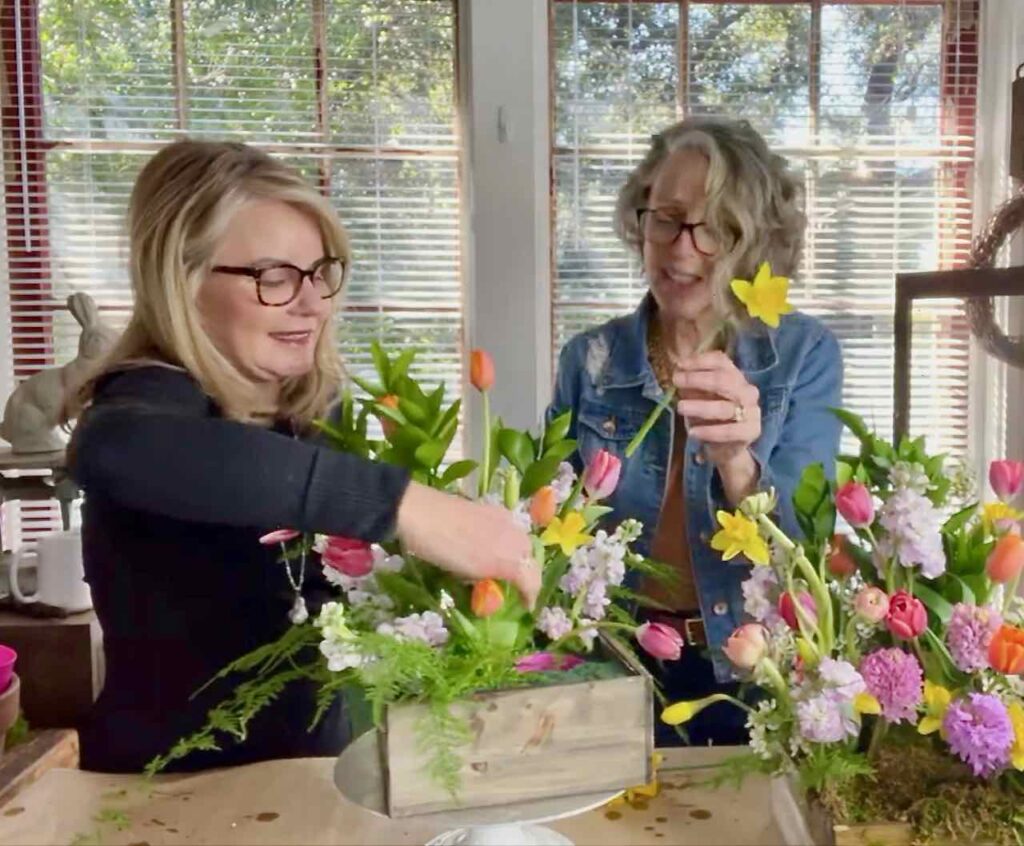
[547,295,843,681]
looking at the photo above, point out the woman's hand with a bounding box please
[673,351,761,506]
[395,482,541,609]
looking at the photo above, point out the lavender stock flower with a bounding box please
[877,488,946,579]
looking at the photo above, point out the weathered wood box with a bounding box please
[379,635,653,817]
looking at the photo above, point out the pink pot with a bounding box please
[0,673,20,755]
[0,645,15,694]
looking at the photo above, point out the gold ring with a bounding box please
[733,404,745,423]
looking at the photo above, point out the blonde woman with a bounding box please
[548,117,843,746]
[68,140,540,773]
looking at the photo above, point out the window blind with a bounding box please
[0,0,461,544]
[552,0,979,461]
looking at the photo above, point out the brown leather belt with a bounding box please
[646,611,707,647]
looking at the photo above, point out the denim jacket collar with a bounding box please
[596,294,781,397]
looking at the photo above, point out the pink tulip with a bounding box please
[778,591,817,632]
[321,536,374,578]
[259,528,301,545]
[854,586,890,623]
[885,590,927,639]
[835,481,874,528]
[514,652,584,673]
[636,622,684,661]
[990,460,1024,502]
[583,449,622,500]
[723,624,768,670]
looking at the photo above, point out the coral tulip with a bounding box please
[989,625,1024,675]
[636,622,684,661]
[835,481,874,528]
[987,534,1024,584]
[886,590,927,640]
[376,394,399,438]
[827,534,858,579]
[722,624,768,669]
[529,486,557,528]
[854,586,890,623]
[470,349,495,392]
[470,578,504,618]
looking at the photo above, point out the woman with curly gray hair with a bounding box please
[548,116,843,746]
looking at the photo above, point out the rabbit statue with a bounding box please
[0,293,120,453]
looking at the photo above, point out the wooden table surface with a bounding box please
[0,745,786,845]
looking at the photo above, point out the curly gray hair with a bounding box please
[615,116,805,324]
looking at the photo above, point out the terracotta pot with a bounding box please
[0,673,20,755]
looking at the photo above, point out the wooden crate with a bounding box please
[380,636,653,817]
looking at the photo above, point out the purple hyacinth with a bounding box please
[859,648,924,723]
[946,604,1002,673]
[942,693,1014,778]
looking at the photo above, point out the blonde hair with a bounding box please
[72,139,349,426]
[615,116,805,325]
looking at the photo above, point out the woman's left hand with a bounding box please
[673,351,762,503]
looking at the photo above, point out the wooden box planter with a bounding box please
[771,775,997,846]
[379,636,653,817]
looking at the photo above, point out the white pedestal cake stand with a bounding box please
[334,730,622,846]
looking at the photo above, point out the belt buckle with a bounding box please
[683,616,704,647]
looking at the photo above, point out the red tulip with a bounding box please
[321,536,374,578]
[990,460,1024,502]
[583,448,622,500]
[835,481,874,528]
[885,590,927,640]
[778,591,817,631]
[987,534,1024,584]
[470,349,495,392]
[636,622,684,661]
[989,624,1024,674]
[827,534,858,579]
[470,578,504,618]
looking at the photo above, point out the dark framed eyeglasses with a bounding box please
[636,208,719,257]
[211,256,347,307]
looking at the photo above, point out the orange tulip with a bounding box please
[470,578,504,618]
[529,486,557,528]
[987,533,1024,584]
[470,349,495,392]
[376,394,400,439]
[827,534,858,579]
[989,624,1024,675]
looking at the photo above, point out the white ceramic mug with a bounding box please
[10,529,92,612]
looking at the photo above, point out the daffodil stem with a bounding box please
[625,388,675,459]
[558,476,585,519]
[549,621,634,653]
[758,658,790,703]
[1004,569,1022,616]
[757,514,833,654]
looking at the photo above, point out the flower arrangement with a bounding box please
[667,412,1024,843]
[147,343,675,791]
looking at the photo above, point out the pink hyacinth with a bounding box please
[946,603,1002,673]
[943,693,1013,778]
[859,647,923,724]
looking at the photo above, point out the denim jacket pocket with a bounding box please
[576,401,648,454]
[751,385,789,463]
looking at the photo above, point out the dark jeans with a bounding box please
[639,616,751,748]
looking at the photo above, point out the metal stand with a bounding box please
[0,447,80,550]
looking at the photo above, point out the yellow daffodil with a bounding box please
[917,681,952,736]
[853,692,882,715]
[710,510,770,565]
[605,753,664,808]
[1008,701,1024,770]
[730,262,794,329]
[982,501,1023,530]
[540,511,593,556]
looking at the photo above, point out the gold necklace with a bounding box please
[646,317,676,391]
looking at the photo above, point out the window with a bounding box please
[552,0,979,460]
[1,0,462,542]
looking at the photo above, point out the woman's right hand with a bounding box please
[395,482,541,609]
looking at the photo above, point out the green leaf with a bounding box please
[543,411,573,449]
[831,408,871,443]
[497,429,535,475]
[952,574,975,606]
[914,582,954,625]
[372,401,407,426]
[521,454,565,498]
[373,570,437,612]
[390,348,417,381]
[370,340,390,386]
[426,382,446,418]
[542,439,577,463]
[943,503,977,536]
[439,459,477,488]
[581,504,613,524]
[432,399,461,440]
[347,372,387,399]
[835,461,853,487]
[398,397,428,425]
[792,463,834,544]
[414,440,447,471]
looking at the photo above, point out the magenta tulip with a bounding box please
[321,536,374,578]
[514,652,584,673]
[990,460,1024,502]
[835,481,874,528]
[636,622,684,661]
[583,449,622,500]
[885,590,927,639]
[778,591,817,632]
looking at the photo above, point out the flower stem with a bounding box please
[625,387,675,459]
[478,391,491,498]
[1003,568,1022,616]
